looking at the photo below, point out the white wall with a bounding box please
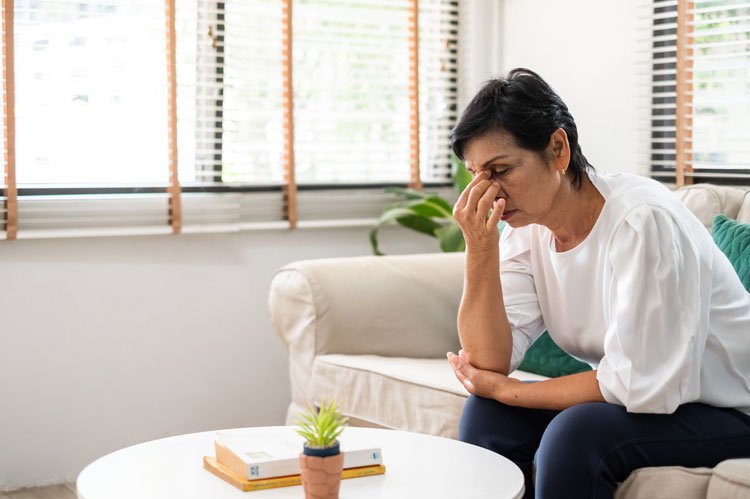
[467,0,647,176]
[0,226,440,490]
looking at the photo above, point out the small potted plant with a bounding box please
[296,396,349,499]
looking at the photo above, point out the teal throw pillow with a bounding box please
[712,215,750,291]
[518,332,592,378]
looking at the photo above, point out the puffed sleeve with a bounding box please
[499,226,547,373]
[596,206,711,413]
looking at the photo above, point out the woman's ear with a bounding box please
[549,128,570,172]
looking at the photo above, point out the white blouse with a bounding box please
[500,171,750,414]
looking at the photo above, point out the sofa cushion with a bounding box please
[614,466,712,499]
[675,184,747,231]
[307,354,548,439]
[712,215,750,290]
[738,191,750,224]
[518,331,593,378]
[707,459,750,498]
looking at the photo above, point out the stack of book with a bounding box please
[203,431,385,492]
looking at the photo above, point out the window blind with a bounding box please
[176,0,285,186]
[176,0,456,188]
[14,1,169,185]
[1,0,14,240]
[8,0,174,237]
[689,0,750,183]
[419,0,458,184]
[175,0,460,232]
[2,0,461,239]
[292,0,411,184]
[645,0,750,185]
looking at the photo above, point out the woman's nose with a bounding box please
[492,181,507,198]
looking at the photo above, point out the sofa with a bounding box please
[269,183,750,498]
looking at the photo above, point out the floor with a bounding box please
[1,484,77,499]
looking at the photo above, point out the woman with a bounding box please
[446,68,750,499]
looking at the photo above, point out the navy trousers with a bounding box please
[458,395,750,499]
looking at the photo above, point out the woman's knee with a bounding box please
[537,402,618,462]
[535,403,623,497]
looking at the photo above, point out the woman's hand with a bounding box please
[453,170,506,254]
[447,349,521,400]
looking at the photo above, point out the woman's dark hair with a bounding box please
[451,68,593,188]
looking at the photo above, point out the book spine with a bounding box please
[245,464,386,491]
[342,448,383,468]
[342,464,386,479]
[245,474,301,492]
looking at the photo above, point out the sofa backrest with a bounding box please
[675,183,750,231]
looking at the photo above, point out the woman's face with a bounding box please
[462,129,568,228]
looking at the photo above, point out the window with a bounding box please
[15,1,169,185]
[1,0,459,238]
[647,0,750,186]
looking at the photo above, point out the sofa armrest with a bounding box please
[269,253,464,405]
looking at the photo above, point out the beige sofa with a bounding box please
[269,183,750,498]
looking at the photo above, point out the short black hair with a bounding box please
[451,68,593,188]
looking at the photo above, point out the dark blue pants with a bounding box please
[458,395,750,499]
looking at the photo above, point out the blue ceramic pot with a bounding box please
[303,441,340,457]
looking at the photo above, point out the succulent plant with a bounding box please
[296,397,348,448]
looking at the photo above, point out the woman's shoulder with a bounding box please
[591,171,677,208]
[592,171,698,226]
[591,171,713,250]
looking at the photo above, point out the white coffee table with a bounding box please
[77,426,524,499]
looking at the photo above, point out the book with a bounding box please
[214,432,382,480]
[203,456,386,492]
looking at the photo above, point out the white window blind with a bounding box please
[641,0,679,181]
[1,1,11,240]
[14,1,169,185]
[176,0,284,186]
[690,0,750,181]
[644,0,750,185]
[2,0,461,238]
[293,0,411,184]
[9,1,173,237]
[1,38,5,240]
[419,0,458,183]
[175,0,456,187]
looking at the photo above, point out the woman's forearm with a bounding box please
[501,370,606,411]
[458,247,513,374]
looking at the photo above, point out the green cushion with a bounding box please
[712,215,750,292]
[518,332,592,378]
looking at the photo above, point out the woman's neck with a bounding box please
[543,174,605,252]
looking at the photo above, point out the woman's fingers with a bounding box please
[476,181,500,216]
[464,178,494,213]
[447,352,475,392]
[454,170,490,212]
[448,352,474,393]
[487,197,505,229]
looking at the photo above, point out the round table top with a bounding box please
[77,426,524,499]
